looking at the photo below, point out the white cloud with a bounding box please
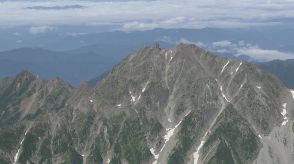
[172,38,294,61]
[0,0,293,30]
[210,40,294,61]
[120,17,189,31]
[237,46,294,61]
[158,37,206,47]
[121,21,157,31]
[29,26,55,34]
[158,35,173,44]
[212,40,232,48]
[178,38,206,48]
[26,5,85,10]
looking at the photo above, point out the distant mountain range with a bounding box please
[257,59,294,89]
[0,45,293,89]
[0,27,293,86]
[0,44,293,164]
[1,27,294,52]
[0,47,127,85]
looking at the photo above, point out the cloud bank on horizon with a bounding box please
[0,0,293,31]
[210,40,294,61]
[167,38,294,61]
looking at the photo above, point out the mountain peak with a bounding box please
[0,45,293,164]
[16,70,36,80]
[92,44,293,164]
[47,77,72,88]
[12,70,37,89]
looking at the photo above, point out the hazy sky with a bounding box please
[0,0,293,31]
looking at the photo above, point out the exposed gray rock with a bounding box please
[0,44,293,164]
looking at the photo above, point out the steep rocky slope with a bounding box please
[0,44,293,164]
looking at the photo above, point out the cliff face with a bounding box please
[0,44,293,164]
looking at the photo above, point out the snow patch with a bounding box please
[81,154,87,164]
[239,79,246,91]
[193,141,205,164]
[282,119,288,126]
[137,95,141,102]
[89,99,93,103]
[282,103,287,109]
[116,104,122,107]
[281,109,287,116]
[160,111,191,153]
[193,132,208,164]
[150,148,159,164]
[150,148,158,158]
[235,62,242,73]
[142,86,147,93]
[13,129,30,164]
[142,81,149,93]
[220,86,230,102]
[258,134,262,139]
[130,93,136,102]
[291,90,294,99]
[281,103,288,126]
[165,50,174,64]
[221,61,230,74]
[239,84,244,90]
[163,121,182,143]
[169,56,174,64]
[129,91,141,103]
[256,86,261,89]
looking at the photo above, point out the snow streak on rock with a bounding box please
[239,79,246,91]
[163,121,182,145]
[281,103,288,126]
[235,62,242,73]
[291,90,294,99]
[193,81,230,164]
[150,147,159,164]
[129,90,141,103]
[165,50,174,65]
[220,86,230,102]
[169,56,174,64]
[129,82,149,104]
[142,81,149,93]
[168,50,174,64]
[130,91,136,102]
[221,61,230,74]
[81,154,88,164]
[160,111,191,153]
[13,128,30,164]
[193,132,208,164]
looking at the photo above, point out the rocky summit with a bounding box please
[0,44,293,164]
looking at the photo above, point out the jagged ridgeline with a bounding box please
[0,44,293,164]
